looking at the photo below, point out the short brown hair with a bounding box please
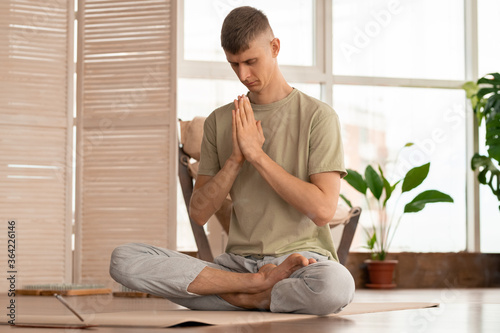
[221,6,273,54]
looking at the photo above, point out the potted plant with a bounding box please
[342,144,454,288]
[462,72,500,210]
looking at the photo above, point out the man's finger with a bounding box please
[257,120,265,143]
[232,109,237,140]
[235,103,244,129]
[256,120,263,135]
[243,96,255,123]
[238,95,248,126]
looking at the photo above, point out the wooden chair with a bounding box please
[333,206,361,265]
[178,117,361,265]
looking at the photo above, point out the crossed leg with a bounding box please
[187,253,317,309]
[110,243,353,314]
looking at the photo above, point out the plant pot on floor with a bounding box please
[365,259,398,289]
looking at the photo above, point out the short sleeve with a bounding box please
[197,112,220,177]
[308,110,347,178]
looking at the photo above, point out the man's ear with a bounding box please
[270,38,280,58]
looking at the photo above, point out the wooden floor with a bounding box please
[2,288,499,332]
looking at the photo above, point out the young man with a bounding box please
[110,6,354,315]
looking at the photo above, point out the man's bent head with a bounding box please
[221,6,274,55]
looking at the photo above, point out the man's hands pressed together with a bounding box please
[190,95,264,226]
[227,95,341,227]
[192,93,341,227]
[230,97,245,166]
[231,95,265,164]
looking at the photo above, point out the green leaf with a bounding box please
[376,251,387,261]
[404,142,414,147]
[485,110,500,163]
[379,166,391,207]
[339,194,352,208]
[378,165,400,207]
[390,179,401,196]
[486,72,500,82]
[483,94,500,116]
[486,129,500,152]
[469,74,500,209]
[462,81,479,99]
[491,73,500,82]
[475,97,488,117]
[344,169,367,195]
[402,163,430,193]
[470,153,500,202]
[404,190,454,213]
[478,168,488,184]
[472,95,480,112]
[471,154,491,170]
[365,165,384,200]
[478,73,500,85]
[488,147,500,165]
[476,87,496,101]
[366,232,377,250]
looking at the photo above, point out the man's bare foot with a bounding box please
[219,264,277,309]
[220,288,272,310]
[219,253,313,309]
[188,253,314,308]
[257,253,311,290]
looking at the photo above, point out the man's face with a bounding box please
[224,34,279,94]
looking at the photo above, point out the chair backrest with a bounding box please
[178,118,360,265]
[334,207,361,265]
[178,144,214,262]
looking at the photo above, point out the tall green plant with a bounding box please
[463,72,500,210]
[342,145,454,260]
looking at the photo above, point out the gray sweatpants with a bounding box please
[109,243,355,316]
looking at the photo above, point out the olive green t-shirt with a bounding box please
[198,89,347,261]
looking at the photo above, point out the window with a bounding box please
[178,0,499,254]
[177,79,322,121]
[178,0,318,252]
[333,0,464,80]
[333,85,467,252]
[478,0,500,77]
[183,0,315,66]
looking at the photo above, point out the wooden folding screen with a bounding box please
[0,0,74,290]
[74,0,177,285]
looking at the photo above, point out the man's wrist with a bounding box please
[226,156,245,169]
[246,149,266,165]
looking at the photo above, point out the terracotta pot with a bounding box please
[364,259,398,289]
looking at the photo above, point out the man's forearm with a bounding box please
[249,152,338,226]
[189,158,242,225]
[233,95,338,226]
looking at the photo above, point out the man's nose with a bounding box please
[238,64,250,81]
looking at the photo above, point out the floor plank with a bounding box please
[1,289,499,332]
